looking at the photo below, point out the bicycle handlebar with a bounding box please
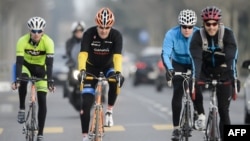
[174,70,192,77]
[81,72,120,87]
[196,79,231,86]
[196,79,238,100]
[174,70,195,100]
[13,76,55,93]
[17,77,48,83]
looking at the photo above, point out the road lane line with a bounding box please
[0,128,3,134]
[104,125,125,131]
[44,127,63,133]
[152,124,173,130]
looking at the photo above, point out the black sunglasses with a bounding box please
[31,30,43,34]
[181,25,193,29]
[98,26,111,30]
[205,22,218,27]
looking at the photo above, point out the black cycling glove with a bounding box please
[165,69,175,81]
[115,71,125,88]
[78,69,86,82]
[47,79,55,91]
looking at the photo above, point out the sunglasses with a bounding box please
[31,30,43,34]
[98,26,111,30]
[205,22,218,27]
[181,25,193,29]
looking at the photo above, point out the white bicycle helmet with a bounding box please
[27,17,46,30]
[71,21,86,32]
[178,9,197,26]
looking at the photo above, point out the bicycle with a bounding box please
[174,70,194,141]
[197,78,234,141]
[80,71,120,141]
[14,76,53,141]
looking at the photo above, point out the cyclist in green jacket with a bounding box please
[11,16,55,141]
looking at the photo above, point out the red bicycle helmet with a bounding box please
[201,6,222,21]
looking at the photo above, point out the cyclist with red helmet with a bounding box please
[77,7,124,141]
[189,6,240,140]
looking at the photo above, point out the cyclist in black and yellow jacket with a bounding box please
[11,17,55,141]
[77,7,124,141]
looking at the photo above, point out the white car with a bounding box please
[242,60,250,124]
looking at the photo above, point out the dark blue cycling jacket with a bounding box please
[189,27,238,79]
[161,25,199,70]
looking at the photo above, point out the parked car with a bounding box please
[242,60,250,124]
[122,51,136,78]
[53,47,69,85]
[133,47,161,86]
[155,59,168,92]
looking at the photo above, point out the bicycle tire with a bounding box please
[27,103,36,141]
[180,107,188,141]
[205,108,220,141]
[180,103,192,141]
[212,108,220,141]
[94,106,102,141]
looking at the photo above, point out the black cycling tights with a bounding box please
[18,81,47,136]
[172,76,185,127]
[80,94,95,133]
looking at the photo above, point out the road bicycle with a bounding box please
[174,70,194,141]
[197,78,234,141]
[16,77,51,141]
[80,71,120,141]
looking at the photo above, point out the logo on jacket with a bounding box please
[25,49,43,56]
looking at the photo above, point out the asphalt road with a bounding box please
[0,78,246,141]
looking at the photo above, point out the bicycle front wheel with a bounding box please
[26,103,36,141]
[179,103,192,141]
[205,108,220,141]
[93,106,104,141]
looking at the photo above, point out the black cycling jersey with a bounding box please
[80,26,123,68]
[189,27,238,79]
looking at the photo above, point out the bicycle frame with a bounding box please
[175,70,193,141]
[81,72,117,141]
[198,79,231,141]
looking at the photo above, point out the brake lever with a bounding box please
[117,75,121,87]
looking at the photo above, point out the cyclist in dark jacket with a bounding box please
[189,6,239,140]
[65,21,86,67]
[77,7,124,141]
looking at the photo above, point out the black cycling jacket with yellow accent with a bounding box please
[189,27,238,79]
[78,26,123,72]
